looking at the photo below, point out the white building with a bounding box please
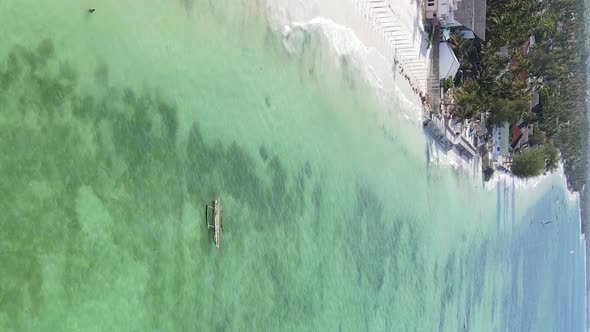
[439,42,460,80]
[425,0,487,39]
[425,0,463,27]
[491,122,510,162]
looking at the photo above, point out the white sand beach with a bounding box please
[265,0,428,104]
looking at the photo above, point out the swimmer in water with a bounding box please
[88,8,96,13]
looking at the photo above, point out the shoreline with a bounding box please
[265,0,487,182]
[266,0,585,199]
[265,0,425,104]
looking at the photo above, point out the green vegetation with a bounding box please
[488,98,528,125]
[442,76,454,92]
[511,148,547,178]
[511,145,560,178]
[544,144,560,171]
[448,0,588,189]
[527,127,546,146]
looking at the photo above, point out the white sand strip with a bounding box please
[264,0,429,99]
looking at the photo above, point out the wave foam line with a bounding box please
[352,0,429,94]
[284,16,421,119]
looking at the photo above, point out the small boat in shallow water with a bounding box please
[205,199,224,248]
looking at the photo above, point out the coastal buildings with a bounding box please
[425,0,487,37]
[423,112,478,160]
[471,122,487,147]
[488,120,534,172]
[422,0,557,180]
[425,0,463,27]
[439,42,460,79]
[492,123,510,161]
[510,121,534,151]
[453,0,487,40]
[422,0,553,177]
[423,117,454,151]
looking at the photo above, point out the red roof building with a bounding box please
[510,124,523,148]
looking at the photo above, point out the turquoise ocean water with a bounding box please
[0,0,585,330]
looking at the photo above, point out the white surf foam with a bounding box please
[281,16,422,120]
[265,0,423,102]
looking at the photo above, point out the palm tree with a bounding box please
[449,33,466,62]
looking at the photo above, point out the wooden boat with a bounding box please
[205,199,224,248]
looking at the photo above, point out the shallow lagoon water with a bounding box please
[0,0,585,331]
